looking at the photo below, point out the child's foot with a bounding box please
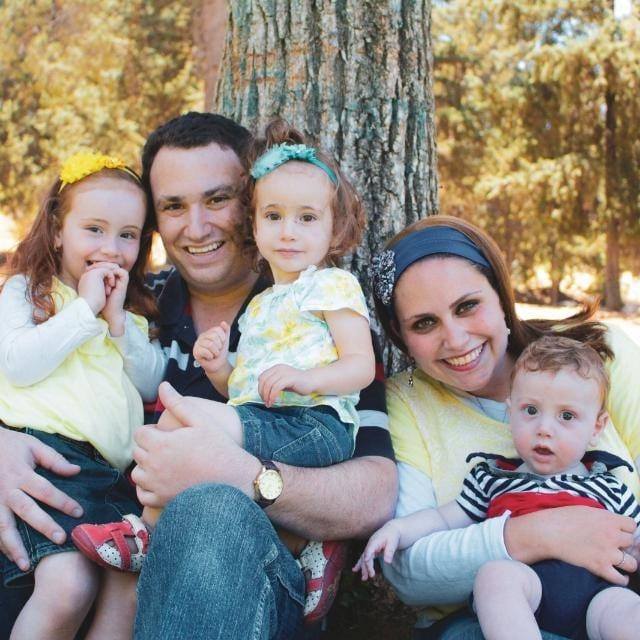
[71,514,150,572]
[297,540,348,625]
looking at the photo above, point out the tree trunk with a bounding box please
[193,0,228,109]
[603,61,623,310]
[216,0,438,369]
[216,2,437,264]
[605,215,622,310]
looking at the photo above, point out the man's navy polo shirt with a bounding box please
[146,268,393,460]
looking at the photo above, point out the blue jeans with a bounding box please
[237,405,354,467]
[1,429,138,587]
[134,483,305,639]
[412,610,569,639]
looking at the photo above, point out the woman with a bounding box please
[371,216,640,639]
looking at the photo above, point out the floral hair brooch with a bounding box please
[250,143,338,185]
[58,151,141,192]
[370,249,396,307]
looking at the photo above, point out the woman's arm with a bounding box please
[110,313,168,401]
[384,463,638,608]
[0,276,102,386]
[504,506,637,585]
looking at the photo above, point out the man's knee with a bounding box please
[153,483,276,563]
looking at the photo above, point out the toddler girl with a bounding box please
[355,335,640,640]
[75,120,376,623]
[0,152,167,639]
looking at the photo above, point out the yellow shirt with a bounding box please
[0,278,148,471]
[388,325,640,506]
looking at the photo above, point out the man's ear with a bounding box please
[590,409,609,446]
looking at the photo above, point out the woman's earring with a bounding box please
[506,327,511,336]
[408,357,416,388]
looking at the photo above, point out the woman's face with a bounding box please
[394,256,513,400]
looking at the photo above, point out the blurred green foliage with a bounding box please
[0,0,201,226]
[434,0,640,305]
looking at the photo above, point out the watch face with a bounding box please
[259,469,283,500]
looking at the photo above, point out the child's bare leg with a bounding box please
[586,586,640,640]
[85,570,137,640]
[277,527,308,556]
[473,559,542,640]
[10,552,99,640]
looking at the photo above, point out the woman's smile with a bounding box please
[395,256,512,400]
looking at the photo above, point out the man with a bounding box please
[0,112,397,638]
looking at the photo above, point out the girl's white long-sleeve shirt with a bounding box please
[0,275,167,470]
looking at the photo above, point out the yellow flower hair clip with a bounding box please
[58,152,140,191]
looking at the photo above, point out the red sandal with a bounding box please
[71,513,150,573]
[298,540,348,625]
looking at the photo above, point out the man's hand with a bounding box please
[0,429,82,570]
[131,383,260,508]
[353,519,402,580]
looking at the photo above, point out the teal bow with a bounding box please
[250,143,338,185]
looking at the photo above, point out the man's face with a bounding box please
[151,143,253,296]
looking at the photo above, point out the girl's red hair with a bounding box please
[2,170,158,324]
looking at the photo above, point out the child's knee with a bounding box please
[475,560,540,600]
[587,586,640,640]
[34,552,99,613]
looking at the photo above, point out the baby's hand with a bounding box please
[77,263,118,314]
[352,520,402,581]
[193,322,230,374]
[257,365,315,407]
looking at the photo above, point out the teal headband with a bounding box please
[250,143,338,185]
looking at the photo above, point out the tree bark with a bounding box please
[216,1,438,369]
[215,1,438,269]
[193,0,228,109]
[603,61,623,310]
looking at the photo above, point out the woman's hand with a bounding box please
[505,506,637,585]
[0,428,82,570]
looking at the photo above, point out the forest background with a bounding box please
[1,0,639,312]
[0,1,639,636]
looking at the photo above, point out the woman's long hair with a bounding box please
[2,169,158,324]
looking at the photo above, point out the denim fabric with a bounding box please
[532,560,610,640]
[0,428,139,588]
[135,483,305,640]
[412,609,569,640]
[0,582,31,637]
[237,405,354,467]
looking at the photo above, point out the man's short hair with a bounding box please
[512,335,610,408]
[141,112,253,208]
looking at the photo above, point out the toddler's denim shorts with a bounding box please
[1,427,139,588]
[236,404,354,467]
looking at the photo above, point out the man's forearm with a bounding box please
[266,456,397,540]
